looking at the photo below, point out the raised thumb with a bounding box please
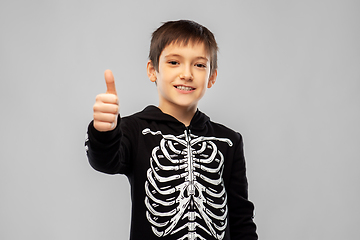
[104,69,117,95]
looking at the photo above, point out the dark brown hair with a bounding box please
[149,20,218,75]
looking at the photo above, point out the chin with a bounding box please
[176,102,198,110]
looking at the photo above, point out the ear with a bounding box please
[147,60,157,82]
[207,70,217,88]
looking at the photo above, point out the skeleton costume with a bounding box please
[85,106,257,240]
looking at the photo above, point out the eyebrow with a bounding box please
[164,54,209,61]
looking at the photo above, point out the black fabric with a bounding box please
[86,105,258,240]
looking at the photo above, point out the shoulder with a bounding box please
[122,105,162,121]
[118,108,147,132]
[120,105,162,130]
[121,106,151,122]
[207,119,243,144]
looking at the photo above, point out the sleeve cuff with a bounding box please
[88,114,121,144]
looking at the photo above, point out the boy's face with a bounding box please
[147,42,217,113]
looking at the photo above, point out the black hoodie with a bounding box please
[85,105,257,240]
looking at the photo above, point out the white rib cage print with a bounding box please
[142,128,233,240]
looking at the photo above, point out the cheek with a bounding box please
[158,67,173,80]
[197,68,210,78]
[197,72,210,86]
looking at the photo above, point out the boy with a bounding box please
[85,20,257,240]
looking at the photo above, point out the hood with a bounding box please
[134,105,210,131]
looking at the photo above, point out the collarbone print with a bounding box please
[142,128,233,240]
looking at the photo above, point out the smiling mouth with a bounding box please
[175,85,195,91]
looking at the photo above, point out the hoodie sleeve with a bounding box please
[85,115,132,175]
[227,133,258,239]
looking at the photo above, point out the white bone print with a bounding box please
[142,128,233,240]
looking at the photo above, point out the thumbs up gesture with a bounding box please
[93,70,119,132]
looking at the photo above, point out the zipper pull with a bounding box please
[184,127,191,142]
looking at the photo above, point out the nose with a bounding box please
[179,66,193,81]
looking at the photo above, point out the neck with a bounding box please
[158,103,197,127]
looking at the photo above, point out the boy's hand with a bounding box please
[93,69,119,132]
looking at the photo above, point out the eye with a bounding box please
[195,63,207,68]
[168,61,179,65]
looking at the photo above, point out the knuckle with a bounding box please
[93,104,102,113]
[95,93,106,102]
[95,94,102,101]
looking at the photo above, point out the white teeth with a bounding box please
[176,86,194,91]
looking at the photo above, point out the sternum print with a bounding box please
[142,128,233,240]
[185,129,195,196]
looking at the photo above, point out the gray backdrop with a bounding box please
[1,0,359,239]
